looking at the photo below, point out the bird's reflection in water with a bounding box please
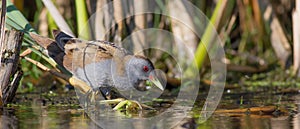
[77,88,191,129]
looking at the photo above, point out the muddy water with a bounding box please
[0,88,299,129]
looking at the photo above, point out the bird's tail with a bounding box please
[30,30,74,70]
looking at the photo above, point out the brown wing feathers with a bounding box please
[30,30,128,73]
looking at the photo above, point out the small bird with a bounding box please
[30,30,164,95]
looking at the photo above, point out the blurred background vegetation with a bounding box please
[5,0,300,93]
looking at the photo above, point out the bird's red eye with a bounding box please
[143,66,149,72]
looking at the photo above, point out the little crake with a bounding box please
[31,30,164,92]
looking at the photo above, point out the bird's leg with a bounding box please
[83,89,99,111]
[97,87,154,111]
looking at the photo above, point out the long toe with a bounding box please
[112,100,142,111]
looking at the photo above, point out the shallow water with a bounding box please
[0,88,299,129]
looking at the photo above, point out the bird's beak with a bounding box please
[147,74,164,91]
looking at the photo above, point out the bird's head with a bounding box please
[125,56,164,91]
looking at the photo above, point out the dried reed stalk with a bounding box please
[293,0,300,76]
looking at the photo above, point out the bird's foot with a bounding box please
[100,98,154,112]
[113,99,143,111]
[100,98,142,111]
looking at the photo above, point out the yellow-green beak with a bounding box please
[148,75,164,91]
